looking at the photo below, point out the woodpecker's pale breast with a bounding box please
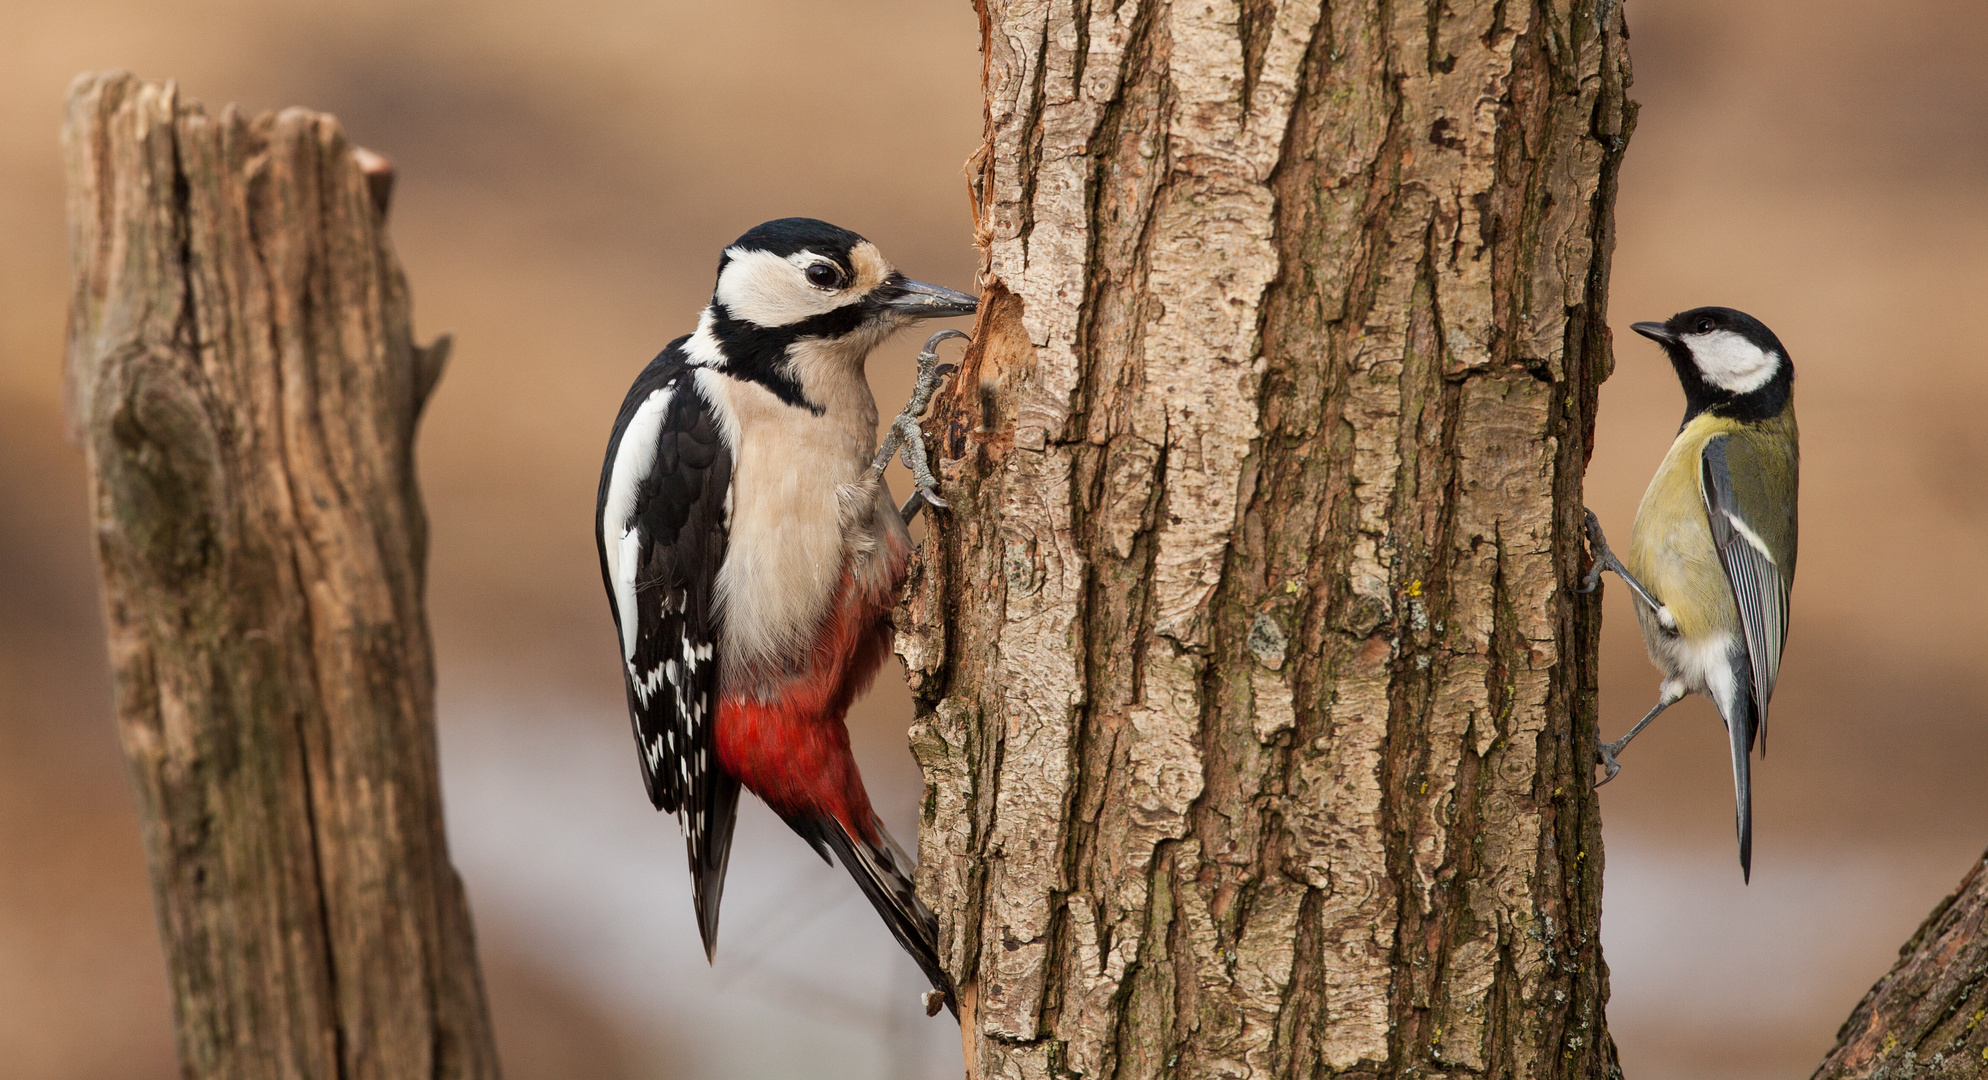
[697,342,908,697]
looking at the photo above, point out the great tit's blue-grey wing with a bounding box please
[1701,431,1795,883]
[596,347,739,957]
[1700,432,1796,745]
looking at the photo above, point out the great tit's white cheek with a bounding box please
[1684,329,1779,394]
[715,247,844,327]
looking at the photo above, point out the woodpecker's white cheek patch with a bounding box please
[1685,330,1779,393]
[716,248,845,327]
[603,386,674,659]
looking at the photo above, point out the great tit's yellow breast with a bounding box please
[1624,412,1747,641]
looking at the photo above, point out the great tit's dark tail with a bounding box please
[1726,691,1758,884]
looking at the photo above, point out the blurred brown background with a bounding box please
[1,2,1983,1078]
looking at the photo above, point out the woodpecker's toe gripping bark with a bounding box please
[872,329,968,522]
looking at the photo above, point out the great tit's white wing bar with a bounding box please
[596,343,741,953]
[1700,434,1794,746]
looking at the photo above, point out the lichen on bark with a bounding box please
[897,2,1632,1077]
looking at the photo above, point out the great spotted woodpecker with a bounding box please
[596,218,975,1015]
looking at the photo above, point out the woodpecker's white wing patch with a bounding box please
[595,339,743,955]
[603,386,672,658]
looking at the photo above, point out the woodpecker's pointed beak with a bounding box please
[879,278,979,321]
[1631,321,1679,344]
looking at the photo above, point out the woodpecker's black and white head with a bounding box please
[1632,306,1794,425]
[683,218,978,411]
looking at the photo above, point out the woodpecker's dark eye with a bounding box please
[805,263,842,289]
[1695,317,1714,333]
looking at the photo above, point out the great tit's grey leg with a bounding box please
[1579,508,1678,632]
[869,330,969,523]
[1596,683,1685,786]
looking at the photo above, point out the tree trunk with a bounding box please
[63,71,498,1080]
[1814,849,1988,1079]
[898,2,1632,1077]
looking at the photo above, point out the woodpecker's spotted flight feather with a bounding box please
[1581,305,1798,881]
[598,357,739,953]
[596,217,975,1012]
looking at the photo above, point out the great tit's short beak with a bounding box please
[1631,321,1678,344]
[881,278,979,320]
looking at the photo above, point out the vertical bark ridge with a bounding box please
[901,2,1630,1077]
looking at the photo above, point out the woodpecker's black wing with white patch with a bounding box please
[597,341,740,957]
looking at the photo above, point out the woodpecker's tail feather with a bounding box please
[690,771,743,963]
[816,814,957,1019]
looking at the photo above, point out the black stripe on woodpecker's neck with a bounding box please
[705,304,842,416]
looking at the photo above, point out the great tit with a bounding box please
[1581,306,1799,881]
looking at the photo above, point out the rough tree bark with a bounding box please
[897,2,1632,1077]
[1814,849,1988,1080]
[63,72,498,1080]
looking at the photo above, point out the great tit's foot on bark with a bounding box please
[1579,509,1609,594]
[1595,738,1626,787]
[1593,689,1681,789]
[1579,508,1673,629]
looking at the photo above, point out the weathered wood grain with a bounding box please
[1816,851,1988,1080]
[900,2,1633,1076]
[63,71,497,1080]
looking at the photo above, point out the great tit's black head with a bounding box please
[709,217,977,334]
[1632,306,1792,422]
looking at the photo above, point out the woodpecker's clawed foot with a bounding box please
[899,488,948,520]
[871,329,970,522]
